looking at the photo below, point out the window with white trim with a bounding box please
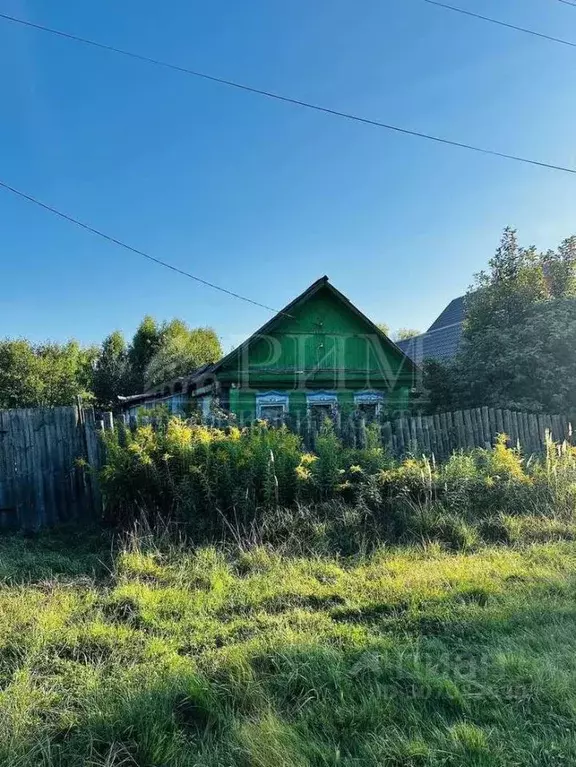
[256,391,289,423]
[307,391,338,428]
[354,390,385,421]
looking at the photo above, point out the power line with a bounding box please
[556,0,576,7]
[0,178,291,316]
[0,12,575,176]
[423,0,576,49]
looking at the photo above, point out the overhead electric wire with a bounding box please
[556,0,576,7]
[423,0,576,49]
[0,12,575,176]
[0,178,291,316]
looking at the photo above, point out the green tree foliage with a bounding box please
[35,341,97,407]
[127,315,162,393]
[376,322,390,336]
[0,339,96,409]
[0,340,42,409]
[145,321,222,389]
[424,228,576,413]
[0,315,222,410]
[395,327,421,341]
[92,331,130,410]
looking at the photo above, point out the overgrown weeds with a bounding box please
[101,420,576,552]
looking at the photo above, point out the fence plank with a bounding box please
[481,407,490,448]
[0,406,105,531]
[443,411,453,454]
[495,409,504,441]
[402,416,411,456]
[472,408,482,449]
[1,403,574,532]
[462,410,472,449]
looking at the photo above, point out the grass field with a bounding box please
[2,531,576,766]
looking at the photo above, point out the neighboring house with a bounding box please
[396,296,466,365]
[119,276,417,422]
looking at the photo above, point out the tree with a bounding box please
[145,321,222,388]
[395,328,421,341]
[92,331,129,409]
[0,339,97,409]
[35,341,96,406]
[424,228,576,413]
[0,340,42,409]
[376,322,390,336]
[127,315,162,394]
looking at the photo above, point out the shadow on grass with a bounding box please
[0,526,113,584]
[6,595,576,767]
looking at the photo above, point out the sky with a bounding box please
[1,0,576,352]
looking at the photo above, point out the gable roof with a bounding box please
[120,277,418,406]
[396,295,466,364]
[427,296,466,332]
[211,275,418,376]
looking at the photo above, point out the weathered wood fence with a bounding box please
[355,407,573,460]
[0,406,106,531]
[0,405,573,531]
[207,406,573,457]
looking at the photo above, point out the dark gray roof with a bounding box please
[396,295,466,364]
[427,296,466,332]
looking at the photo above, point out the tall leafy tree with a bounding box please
[127,315,162,393]
[35,341,96,406]
[0,340,42,409]
[92,331,129,409]
[424,228,576,413]
[145,321,221,388]
[376,322,390,337]
[0,339,97,408]
[395,328,421,341]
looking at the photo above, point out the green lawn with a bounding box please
[1,532,576,766]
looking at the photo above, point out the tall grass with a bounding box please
[101,420,576,550]
[4,421,576,764]
[2,530,576,765]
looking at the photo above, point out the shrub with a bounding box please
[101,420,303,533]
[101,420,576,550]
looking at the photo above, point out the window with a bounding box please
[256,392,289,422]
[307,391,338,428]
[310,404,334,429]
[259,405,285,424]
[201,395,213,420]
[357,402,378,421]
[354,390,385,421]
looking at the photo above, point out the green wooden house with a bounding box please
[120,277,417,423]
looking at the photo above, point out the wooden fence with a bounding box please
[327,407,573,459]
[0,406,104,531]
[0,405,573,531]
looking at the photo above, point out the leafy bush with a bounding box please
[101,421,303,533]
[101,418,576,549]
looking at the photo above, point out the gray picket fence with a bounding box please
[206,406,573,457]
[0,406,108,531]
[0,405,572,531]
[364,407,573,459]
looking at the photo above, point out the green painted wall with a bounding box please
[216,284,415,421]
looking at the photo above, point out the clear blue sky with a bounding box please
[1,0,575,352]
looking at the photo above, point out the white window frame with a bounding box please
[169,394,185,414]
[354,390,385,416]
[256,391,289,420]
[307,390,338,407]
[306,390,339,419]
